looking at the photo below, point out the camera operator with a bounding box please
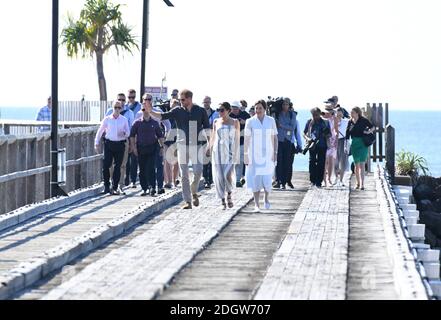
[274,98,301,189]
[303,107,331,188]
[229,101,251,187]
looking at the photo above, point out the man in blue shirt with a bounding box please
[105,93,134,194]
[125,89,142,187]
[36,97,52,132]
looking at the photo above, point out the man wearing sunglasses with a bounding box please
[125,89,142,188]
[104,93,134,195]
[95,101,130,195]
[147,89,210,209]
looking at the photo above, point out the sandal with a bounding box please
[227,193,234,208]
[221,199,227,210]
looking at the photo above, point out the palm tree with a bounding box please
[61,0,138,101]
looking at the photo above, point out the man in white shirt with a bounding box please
[105,93,134,194]
[95,101,130,195]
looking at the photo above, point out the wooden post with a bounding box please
[378,103,384,162]
[386,124,395,184]
[16,138,27,208]
[6,138,18,213]
[44,135,51,199]
[371,103,377,162]
[73,129,82,190]
[80,129,88,188]
[26,137,37,205]
[35,135,46,202]
[385,103,389,126]
[0,139,7,214]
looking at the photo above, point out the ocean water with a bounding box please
[1,107,440,177]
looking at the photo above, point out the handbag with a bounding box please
[362,132,376,147]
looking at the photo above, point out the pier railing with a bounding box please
[0,120,100,136]
[0,127,102,215]
[0,100,111,136]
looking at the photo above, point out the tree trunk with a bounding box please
[96,51,107,101]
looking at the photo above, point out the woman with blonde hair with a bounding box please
[345,107,374,190]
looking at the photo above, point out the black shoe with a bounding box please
[150,189,156,196]
[236,182,242,188]
[281,184,286,190]
[287,182,294,189]
[158,188,165,194]
[316,184,322,188]
[273,183,281,189]
[164,183,172,189]
[131,182,137,188]
[103,187,111,194]
[175,179,180,187]
[240,178,246,186]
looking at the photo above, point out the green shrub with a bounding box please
[396,150,429,177]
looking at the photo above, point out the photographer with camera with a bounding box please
[274,98,301,189]
[303,107,331,188]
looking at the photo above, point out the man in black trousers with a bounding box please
[94,101,130,195]
[130,94,165,196]
[303,107,331,188]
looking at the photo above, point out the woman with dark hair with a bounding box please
[303,107,331,188]
[244,100,278,212]
[346,107,374,190]
[206,102,240,209]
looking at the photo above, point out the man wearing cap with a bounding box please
[325,95,349,119]
[229,101,251,188]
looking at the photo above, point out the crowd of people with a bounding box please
[37,90,374,211]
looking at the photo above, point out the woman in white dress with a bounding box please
[244,100,278,212]
[206,102,240,209]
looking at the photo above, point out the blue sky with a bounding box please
[1,0,441,110]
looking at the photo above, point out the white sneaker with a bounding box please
[264,202,271,210]
[253,206,260,213]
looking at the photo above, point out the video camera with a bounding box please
[154,99,171,113]
[302,133,318,155]
[266,96,285,118]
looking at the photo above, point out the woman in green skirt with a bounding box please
[345,107,374,190]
